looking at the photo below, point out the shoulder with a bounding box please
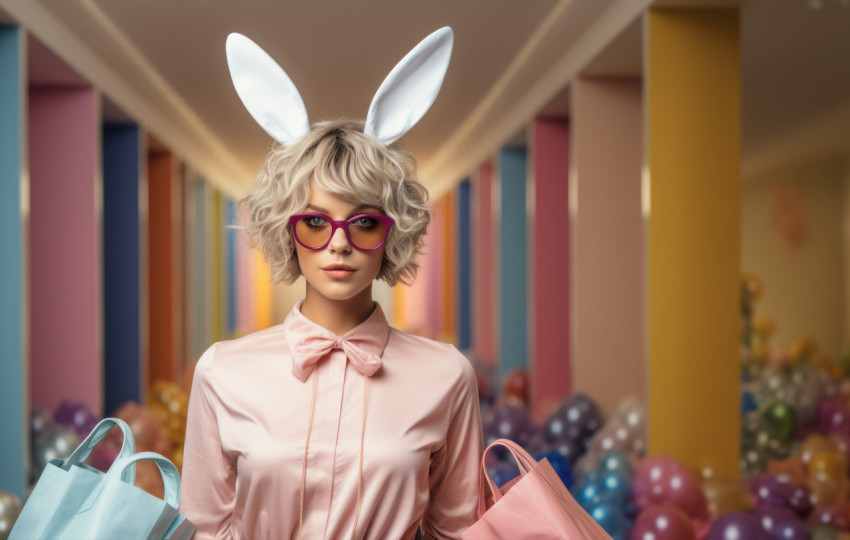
[387,328,477,393]
[193,324,286,382]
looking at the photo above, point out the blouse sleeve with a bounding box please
[179,343,236,539]
[421,347,484,539]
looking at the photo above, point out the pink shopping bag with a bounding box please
[461,438,611,540]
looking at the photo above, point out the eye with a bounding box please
[304,216,329,228]
[351,216,378,230]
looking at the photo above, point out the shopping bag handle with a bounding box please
[79,451,181,513]
[477,439,538,517]
[66,418,136,484]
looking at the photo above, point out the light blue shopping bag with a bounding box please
[10,417,136,539]
[10,418,195,540]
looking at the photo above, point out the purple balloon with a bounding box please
[749,475,793,508]
[788,486,813,517]
[769,519,808,540]
[819,398,850,435]
[544,393,601,445]
[754,506,799,534]
[483,404,538,461]
[707,512,769,540]
[55,401,99,438]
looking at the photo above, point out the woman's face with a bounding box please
[294,183,386,302]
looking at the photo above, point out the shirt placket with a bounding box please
[312,348,348,540]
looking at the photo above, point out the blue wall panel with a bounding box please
[103,125,142,414]
[498,149,528,385]
[456,179,472,351]
[225,198,236,336]
[0,24,25,498]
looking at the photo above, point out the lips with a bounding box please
[321,264,355,271]
[322,264,356,279]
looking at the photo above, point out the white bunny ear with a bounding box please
[226,33,310,145]
[364,27,454,145]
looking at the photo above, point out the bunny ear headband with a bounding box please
[225,27,454,146]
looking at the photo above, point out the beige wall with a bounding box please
[570,77,645,416]
[273,277,305,324]
[742,158,847,356]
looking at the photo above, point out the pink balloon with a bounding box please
[630,504,695,540]
[632,455,709,520]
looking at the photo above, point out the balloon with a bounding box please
[820,399,850,436]
[549,438,582,465]
[810,526,839,540]
[799,435,837,469]
[600,471,631,507]
[544,393,601,445]
[749,474,793,508]
[487,461,519,489]
[500,369,529,405]
[0,489,23,540]
[828,433,850,465]
[742,391,760,415]
[702,478,754,519]
[54,400,100,439]
[808,450,848,507]
[741,447,769,475]
[768,517,809,540]
[706,512,769,540]
[788,485,813,518]
[808,503,850,532]
[763,401,797,443]
[533,450,572,489]
[30,426,80,483]
[768,457,807,488]
[588,499,628,539]
[600,448,634,479]
[29,406,57,444]
[572,472,604,510]
[754,505,800,534]
[573,451,600,481]
[110,402,170,455]
[632,455,709,520]
[629,504,694,540]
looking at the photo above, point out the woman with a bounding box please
[180,28,483,540]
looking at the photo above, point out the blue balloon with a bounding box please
[572,476,604,510]
[600,472,631,507]
[533,450,573,489]
[487,462,519,489]
[741,391,759,415]
[588,500,628,538]
[599,448,633,478]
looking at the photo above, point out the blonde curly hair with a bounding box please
[240,119,431,286]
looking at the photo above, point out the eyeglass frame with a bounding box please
[288,213,396,252]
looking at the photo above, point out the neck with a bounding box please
[300,284,376,336]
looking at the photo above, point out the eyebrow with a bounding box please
[305,203,382,216]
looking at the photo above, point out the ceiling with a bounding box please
[3,0,850,196]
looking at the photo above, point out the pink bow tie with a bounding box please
[283,301,390,383]
[291,334,383,382]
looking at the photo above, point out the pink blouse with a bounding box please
[180,301,484,539]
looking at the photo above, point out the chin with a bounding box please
[312,280,372,302]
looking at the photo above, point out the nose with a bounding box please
[328,224,351,253]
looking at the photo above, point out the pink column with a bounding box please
[29,87,100,412]
[426,197,444,339]
[529,117,571,419]
[473,161,497,367]
[235,210,256,335]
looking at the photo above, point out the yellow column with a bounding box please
[646,8,741,477]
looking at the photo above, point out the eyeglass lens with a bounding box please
[294,215,388,250]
